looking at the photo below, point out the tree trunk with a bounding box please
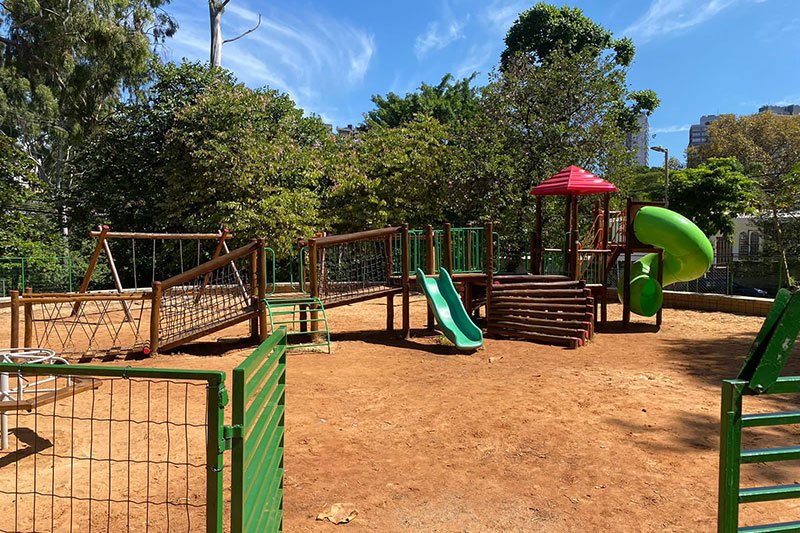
[209,2,223,67]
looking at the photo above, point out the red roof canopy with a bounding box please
[531,165,618,196]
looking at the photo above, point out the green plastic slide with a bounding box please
[618,206,714,316]
[416,268,484,350]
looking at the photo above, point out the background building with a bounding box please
[688,114,720,147]
[625,113,649,166]
[758,104,800,115]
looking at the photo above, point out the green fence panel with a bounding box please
[230,328,287,533]
[718,290,800,532]
[0,362,227,532]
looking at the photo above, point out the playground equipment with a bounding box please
[0,348,100,450]
[8,234,270,359]
[416,268,483,350]
[617,199,713,323]
[718,288,800,532]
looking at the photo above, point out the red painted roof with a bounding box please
[531,165,618,196]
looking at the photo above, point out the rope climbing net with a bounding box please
[314,237,393,304]
[156,241,258,350]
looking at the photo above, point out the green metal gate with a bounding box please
[718,289,800,532]
[229,327,287,532]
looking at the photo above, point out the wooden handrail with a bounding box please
[88,230,233,240]
[19,293,152,304]
[298,226,401,247]
[159,240,260,290]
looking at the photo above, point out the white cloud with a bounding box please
[651,124,691,134]
[455,43,495,78]
[483,0,527,34]
[623,0,738,43]
[414,18,467,58]
[163,1,375,125]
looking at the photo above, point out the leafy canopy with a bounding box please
[501,3,635,70]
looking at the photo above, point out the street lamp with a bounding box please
[651,145,669,207]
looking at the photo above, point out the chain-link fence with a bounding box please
[608,253,798,298]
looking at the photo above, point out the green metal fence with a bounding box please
[392,227,500,275]
[718,289,800,532]
[230,327,287,532]
[0,327,288,532]
[0,256,75,297]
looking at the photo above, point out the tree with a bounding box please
[0,134,59,256]
[501,3,635,70]
[73,61,330,257]
[0,0,177,243]
[208,0,261,67]
[688,112,800,284]
[668,158,756,238]
[366,74,480,128]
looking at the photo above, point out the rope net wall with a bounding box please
[313,237,393,305]
[0,375,209,532]
[158,252,254,348]
[23,295,150,360]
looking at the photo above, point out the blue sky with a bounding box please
[163,0,800,164]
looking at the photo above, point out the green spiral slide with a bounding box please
[416,268,484,350]
[618,206,714,317]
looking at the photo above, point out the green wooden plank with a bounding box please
[253,465,284,533]
[245,395,284,470]
[244,347,282,399]
[230,366,246,533]
[747,291,800,393]
[246,452,283,531]
[245,365,284,423]
[235,329,286,374]
[739,289,793,381]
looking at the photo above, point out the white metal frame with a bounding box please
[0,347,70,449]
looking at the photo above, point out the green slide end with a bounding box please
[618,206,714,317]
[416,268,484,350]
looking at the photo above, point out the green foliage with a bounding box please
[0,0,176,218]
[72,61,329,257]
[501,3,635,69]
[323,115,453,231]
[0,134,60,256]
[668,158,757,237]
[366,74,480,128]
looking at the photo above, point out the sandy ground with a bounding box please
[2,296,800,532]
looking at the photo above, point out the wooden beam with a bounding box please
[72,224,109,315]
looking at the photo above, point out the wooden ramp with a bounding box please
[488,276,594,349]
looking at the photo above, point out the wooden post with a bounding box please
[222,238,249,301]
[485,221,494,324]
[386,231,394,332]
[249,249,259,340]
[309,239,319,337]
[10,290,19,348]
[572,233,581,281]
[622,198,633,327]
[23,287,32,348]
[257,239,268,342]
[425,225,435,331]
[601,192,611,325]
[72,224,109,315]
[443,223,453,274]
[102,238,134,322]
[149,282,162,355]
[534,196,543,274]
[401,224,410,339]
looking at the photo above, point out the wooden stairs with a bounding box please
[487,276,594,349]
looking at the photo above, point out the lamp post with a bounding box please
[651,145,669,207]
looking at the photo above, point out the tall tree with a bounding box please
[688,112,800,284]
[0,0,177,241]
[366,74,480,128]
[208,0,260,67]
[501,3,635,70]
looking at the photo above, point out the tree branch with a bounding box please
[223,13,261,44]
